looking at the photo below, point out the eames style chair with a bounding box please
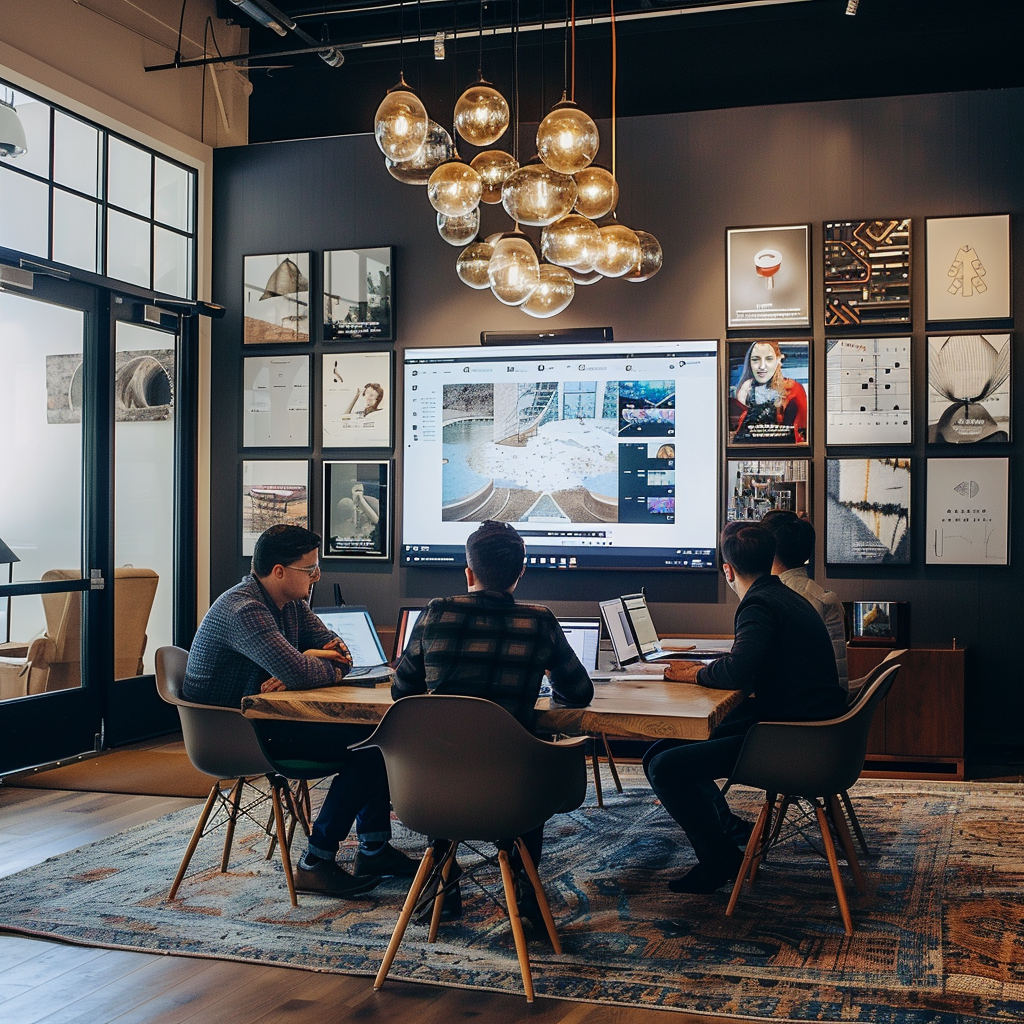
[354,694,587,1002]
[725,662,901,935]
[154,646,304,906]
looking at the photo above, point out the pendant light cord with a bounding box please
[477,0,484,79]
[513,0,520,162]
[571,0,577,102]
[611,0,617,181]
[563,1,570,102]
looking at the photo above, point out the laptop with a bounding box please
[621,592,731,663]
[391,606,425,662]
[599,598,640,667]
[557,617,601,673]
[312,606,394,685]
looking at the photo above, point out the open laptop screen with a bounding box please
[621,593,661,658]
[557,618,601,672]
[313,607,387,667]
[599,598,639,666]
[392,607,424,661]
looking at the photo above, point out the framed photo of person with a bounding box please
[826,457,911,566]
[727,339,811,447]
[243,253,310,344]
[825,337,912,445]
[927,334,1011,444]
[241,460,309,556]
[926,214,1011,323]
[925,457,1009,565]
[322,350,393,449]
[726,225,811,329]
[824,219,912,328]
[323,247,394,341]
[725,459,811,523]
[323,461,392,560]
[242,355,310,448]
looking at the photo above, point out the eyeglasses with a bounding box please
[284,562,321,579]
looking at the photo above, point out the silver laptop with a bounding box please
[312,606,394,683]
[599,598,640,667]
[557,617,601,673]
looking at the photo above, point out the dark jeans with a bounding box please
[256,721,392,856]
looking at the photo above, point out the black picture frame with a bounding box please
[726,224,811,329]
[825,457,912,566]
[321,350,394,450]
[240,459,310,557]
[242,252,311,345]
[825,337,912,446]
[926,333,1011,444]
[925,214,1012,324]
[241,354,310,449]
[322,460,392,560]
[726,338,812,448]
[725,458,812,525]
[323,247,394,342]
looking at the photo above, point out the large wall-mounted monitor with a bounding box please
[401,340,719,571]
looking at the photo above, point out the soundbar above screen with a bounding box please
[402,340,719,571]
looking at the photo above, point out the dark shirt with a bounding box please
[182,575,349,707]
[392,590,594,729]
[697,574,845,723]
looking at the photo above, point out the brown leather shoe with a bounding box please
[353,843,420,878]
[295,858,380,898]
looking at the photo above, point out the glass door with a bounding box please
[0,276,107,771]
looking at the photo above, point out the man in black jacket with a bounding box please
[643,521,845,894]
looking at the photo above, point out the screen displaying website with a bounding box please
[402,341,719,571]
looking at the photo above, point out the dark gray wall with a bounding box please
[212,87,1024,763]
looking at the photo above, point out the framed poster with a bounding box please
[727,339,810,447]
[242,355,310,448]
[323,247,394,341]
[824,218,911,328]
[926,457,1009,565]
[926,214,1011,323]
[243,252,310,344]
[322,461,392,560]
[825,337,911,445]
[927,334,1011,444]
[826,457,911,565]
[241,460,308,556]
[727,225,810,329]
[726,459,811,523]
[322,351,393,449]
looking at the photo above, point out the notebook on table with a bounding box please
[312,606,394,686]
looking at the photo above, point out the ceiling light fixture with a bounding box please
[227,0,290,37]
[0,93,28,158]
[845,0,859,13]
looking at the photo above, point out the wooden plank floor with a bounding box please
[0,777,744,1024]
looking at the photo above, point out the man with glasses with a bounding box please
[184,524,417,898]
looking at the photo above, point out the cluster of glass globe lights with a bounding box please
[373,75,663,318]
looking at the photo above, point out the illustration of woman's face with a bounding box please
[749,343,780,383]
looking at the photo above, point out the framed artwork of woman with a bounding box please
[727,339,811,447]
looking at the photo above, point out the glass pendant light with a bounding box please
[427,159,483,217]
[570,266,602,286]
[437,208,480,246]
[501,161,578,227]
[521,264,575,318]
[373,74,429,162]
[471,150,519,204]
[456,241,495,289]
[593,223,642,278]
[386,120,453,184]
[487,233,540,305]
[624,230,664,282]
[453,78,510,147]
[573,165,619,220]
[541,213,601,268]
[536,96,600,175]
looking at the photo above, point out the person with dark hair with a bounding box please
[761,510,848,692]
[392,520,594,930]
[184,524,417,899]
[642,521,845,894]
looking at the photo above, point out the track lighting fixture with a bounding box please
[845,0,859,14]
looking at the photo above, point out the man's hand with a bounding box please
[664,660,702,684]
[261,677,287,692]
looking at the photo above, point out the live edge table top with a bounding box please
[241,676,744,743]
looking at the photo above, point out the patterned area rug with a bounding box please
[0,771,1022,1022]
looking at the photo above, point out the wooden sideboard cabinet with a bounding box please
[848,646,965,779]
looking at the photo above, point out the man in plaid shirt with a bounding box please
[184,525,416,898]
[393,520,594,929]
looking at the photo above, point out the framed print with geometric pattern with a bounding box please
[927,334,1011,444]
[824,218,911,328]
[825,337,911,445]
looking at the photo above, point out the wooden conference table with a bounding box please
[241,673,745,743]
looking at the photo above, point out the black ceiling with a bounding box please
[210,0,1024,145]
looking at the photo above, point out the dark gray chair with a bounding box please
[725,662,901,935]
[154,646,303,906]
[352,694,587,1003]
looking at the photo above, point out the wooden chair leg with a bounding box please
[750,793,780,883]
[814,802,853,936]
[427,844,457,944]
[498,848,534,1003]
[374,849,436,992]
[296,780,312,834]
[515,838,562,954]
[726,798,769,917]
[590,742,604,808]
[270,780,298,908]
[828,794,865,893]
[220,778,244,872]
[840,789,871,857]
[601,734,623,794]
[169,782,220,901]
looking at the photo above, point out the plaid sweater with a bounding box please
[392,590,594,729]
[182,575,347,707]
